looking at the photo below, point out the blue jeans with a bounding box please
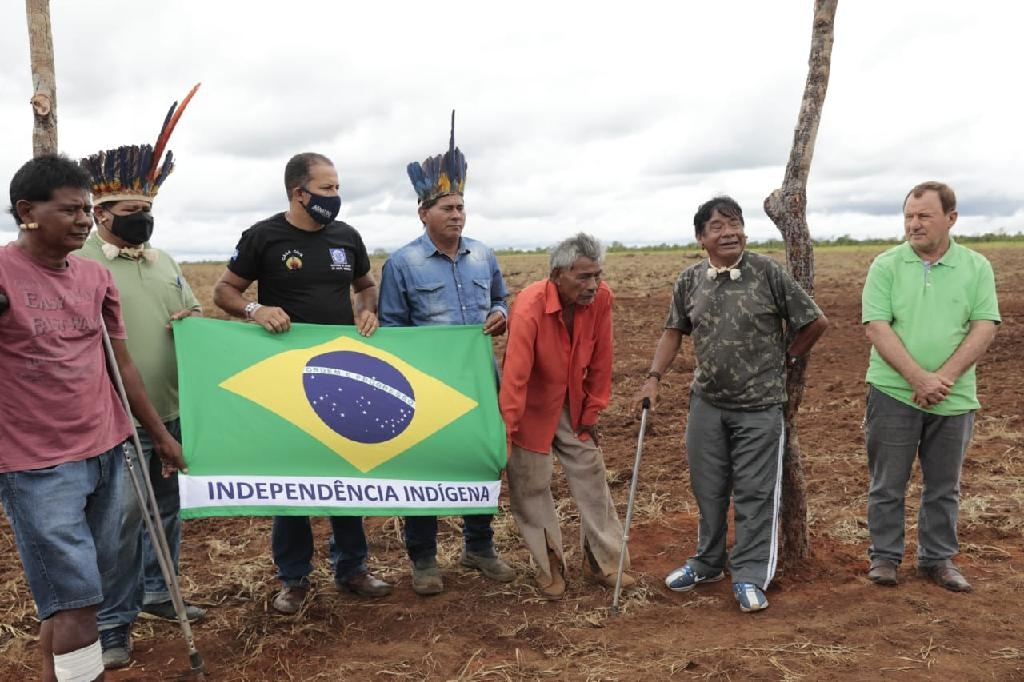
[0,445,124,621]
[273,515,369,585]
[403,515,495,562]
[98,420,183,630]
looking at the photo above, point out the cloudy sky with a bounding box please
[2,1,1021,260]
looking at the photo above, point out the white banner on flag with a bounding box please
[180,474,501,511]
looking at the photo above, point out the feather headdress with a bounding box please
[81,83,201,204]
[407,110,467,205]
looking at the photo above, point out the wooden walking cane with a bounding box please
[612,397,651,614]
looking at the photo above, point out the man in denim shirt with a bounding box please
[378,117,515,595]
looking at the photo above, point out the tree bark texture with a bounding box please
[26,0,58,157]
[763,0,838,567]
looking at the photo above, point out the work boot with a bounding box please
[868,559,898,587]
[583,561,636,589]
[536,548,566,600]
[411,557,444,596]
[460,548,515,582]
[100,625,132,669]
[339,570,393,597]
[919,560,972,592]
[582,546,635,589]
[271,584,309,615]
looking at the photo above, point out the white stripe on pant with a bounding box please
[683,391,784,588]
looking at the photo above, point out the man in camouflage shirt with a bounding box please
[633,196,827,613]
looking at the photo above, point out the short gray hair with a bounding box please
[549,232,605,270]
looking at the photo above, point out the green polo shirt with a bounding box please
[77,233,201,422]
[862,239,1000,415]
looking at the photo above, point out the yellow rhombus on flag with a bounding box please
[220,335,477,473]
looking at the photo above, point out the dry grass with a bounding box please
[3,245,1024,681]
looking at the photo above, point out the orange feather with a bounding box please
[147,82,201,185]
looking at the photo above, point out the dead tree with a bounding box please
[763,0,838,567]
[26,0,58,156]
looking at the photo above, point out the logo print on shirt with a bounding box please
[281,249,304,271]
[329,248,352,271]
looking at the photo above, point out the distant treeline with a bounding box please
[185,232,1024,263]
[492,232,1024,256]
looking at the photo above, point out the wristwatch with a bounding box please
[244,301,263,321]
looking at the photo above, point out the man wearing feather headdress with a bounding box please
[214,152,392,614]
[378,113,515,595]
[77,84,206,669]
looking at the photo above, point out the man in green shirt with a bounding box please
[862,181,1000,592]
[77,92,206,668]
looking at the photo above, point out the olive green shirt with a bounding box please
[77,233,201,422]
[665,251,823,410]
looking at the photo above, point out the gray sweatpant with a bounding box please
[864,386,974,567]
[684,391,784,588]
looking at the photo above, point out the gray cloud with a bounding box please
[1,1,1021,262]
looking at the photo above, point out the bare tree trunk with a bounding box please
[763,0,838,568]
[26,0,57,157]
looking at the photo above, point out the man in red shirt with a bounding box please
[1,154,184,681]
[499,232,633,599]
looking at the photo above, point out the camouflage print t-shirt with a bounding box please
[665,251,822,410]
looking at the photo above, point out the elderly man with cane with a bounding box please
[500,232,635,600]
[1,154,185,681]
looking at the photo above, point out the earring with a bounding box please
[18,222,39,230]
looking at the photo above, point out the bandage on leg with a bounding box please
[53,639,103,682]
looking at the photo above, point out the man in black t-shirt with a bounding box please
[214,152,393,614]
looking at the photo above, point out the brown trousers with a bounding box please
[508,407,629,583]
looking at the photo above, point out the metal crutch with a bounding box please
[100,324,205,678]
[612,397,651,614]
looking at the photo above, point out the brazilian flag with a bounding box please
[173,318,506,518]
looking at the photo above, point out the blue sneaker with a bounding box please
[733,582,769,612]
[664,564,725,592]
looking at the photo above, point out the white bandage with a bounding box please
[53,639,104,682]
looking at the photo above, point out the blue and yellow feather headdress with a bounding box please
[80,83,200,204]
[407,111,467,205]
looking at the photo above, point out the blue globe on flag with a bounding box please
[302,351,416,444]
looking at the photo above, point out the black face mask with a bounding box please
[109,211,154,245]
[301,188,342,225]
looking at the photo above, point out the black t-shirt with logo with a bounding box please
[228,213,371,325]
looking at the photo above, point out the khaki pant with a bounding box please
[508,407,628,583]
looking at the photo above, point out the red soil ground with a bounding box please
[2,246,1021,681]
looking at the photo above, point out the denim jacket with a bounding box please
[379,232,508,327]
